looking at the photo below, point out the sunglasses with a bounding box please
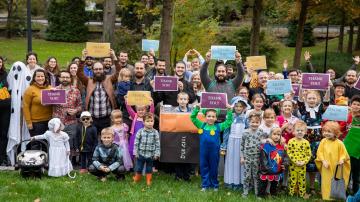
[81,117,91,121]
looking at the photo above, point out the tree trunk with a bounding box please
[6,0,14,38]
[143,0,154,30]
[355,21,360,51]
[159,0,174,71]
[102,0,117,43]
[347,22,354,54]
[250,0,262,56]
[292,0,309,69]
[337,11,345,53]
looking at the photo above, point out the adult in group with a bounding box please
[0,56,11,165]
[78,50,121,134]
[71,57,81,66]
[6,61,32,165]
[248,71,268,100]
[183,49,205,72]
[81,50,95,78]
[330,82,346,105]
[118,51,134,71]
[131,62,153,92]
[26,52,43,76]
[140,54,149,69]
[343,69,360,99]
[287,69,300,84]
[23,69,53,137]
[43,56,60,87]
[52,70,82,155]
[200,50,244,103]
[102,57,115,75]
[146,59,167,81]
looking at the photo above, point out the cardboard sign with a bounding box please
[354,77,360,90]
[154,76,178,91]
[301,73,330,90]
[142,39,160,51]
[292,84,300,97]
[266,79,292,95]
[246,56,267,70]
[211,45,236,60]
[322,105,348,121]
[86,42,110,58]
[41,89,66,105]
[127,91,152,106]
[201,92,227,109]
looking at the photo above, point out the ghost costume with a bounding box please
[6,62,32,165]
[34,118,72,177]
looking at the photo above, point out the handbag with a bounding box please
[330,164,347,200]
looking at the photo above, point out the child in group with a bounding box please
[241,112,268,197]
[133,113,160,186]
[298,88,330,193]
[31,118,73,177]
[222,96,250,189]
[344,95,360,194]
[126,97,155,160]
[76,111,98,174]
[190,103,233,191]
[315,121,350,200]
[258,127,285,198]
[287,120,312,199]
[259,108,279,136]
[89,128,126,181]
[276,100,299,144]
[174,92,192,181]
[245,93,265,128]
[116,68,132,110]
[110,110,133,171]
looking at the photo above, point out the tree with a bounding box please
[293,0,309,69]
[338,11,345,53]
[347,22,354,53]
[159,0,174,69]
[102,0,117,43]
[355,19,360,51]
[250,0,263,56]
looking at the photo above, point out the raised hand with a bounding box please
[353,56,360,65]
[235,51,242,63]
[304,51,311,61]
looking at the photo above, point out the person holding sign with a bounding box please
[200,50,244,104]
[190,103,233,191]
[146,59,167,81]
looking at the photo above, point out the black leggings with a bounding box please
[0,101,10,164]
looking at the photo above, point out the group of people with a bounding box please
[0,47,360,201]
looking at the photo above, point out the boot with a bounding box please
[146,174,152,186]
[133,173,141,183]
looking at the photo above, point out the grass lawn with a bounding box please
[0,171,317,202]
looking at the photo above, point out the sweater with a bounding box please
[23,84,53,127]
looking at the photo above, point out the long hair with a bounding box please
[0,56,5,74]
[44,56,60,75]
[30,69,50,86]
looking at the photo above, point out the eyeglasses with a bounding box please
[81,117,90,121]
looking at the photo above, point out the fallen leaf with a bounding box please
[34,198,41,202]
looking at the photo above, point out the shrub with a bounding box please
[112,28,142,64]
[286,20,315,47]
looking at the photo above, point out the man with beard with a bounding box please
[343,70,360,99]
[249,71,268,100]
[53,70,82,161]
[131,62,153,91]
[200,50,244,103]
[78,55,121,134]
[102,57,114,75]
[146,59,167,80]
[118,51,134,72]
[153,61,196,106]
[226,64,235,80]
[83,56,94,78]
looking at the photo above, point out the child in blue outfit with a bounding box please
[190,104,233,191]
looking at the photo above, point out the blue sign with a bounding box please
[211,45,236,60]
[322,105,348,121]
[266,79,292,95]
[142,39,159,51]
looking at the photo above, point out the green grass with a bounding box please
[0,171,315,202]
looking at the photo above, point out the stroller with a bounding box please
[14,139,48,178]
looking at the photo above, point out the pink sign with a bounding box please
[200,92,227,109]
[355,78,360,90]
[301,73,330,90]
[292,84,300,97]
[154,76,178,91]
[41,89,66,105]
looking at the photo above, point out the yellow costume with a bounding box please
[287,138,312,197]
[315,138,350,200]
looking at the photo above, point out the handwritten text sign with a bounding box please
[246,56,267,70]
[41,89,66,105]
[211,45,236,60]
[322,105,349,121]
[86,42,110,58]
[266,79,292,95]
[354,77,360,90]
[292,84,300,97]
[127,91,152,106]
[301,73,330,90]
[201,92,227,109]
[154,76,178,91]
[142,39,160,51]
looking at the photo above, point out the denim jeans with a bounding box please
[135,155,153,174]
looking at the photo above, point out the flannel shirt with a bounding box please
[89,82,112,118]
[53,85,82,125]
[134,128,160,158]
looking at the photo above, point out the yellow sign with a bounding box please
[246,55,267,70]
[86,42,111,58]
[127,91,152,106]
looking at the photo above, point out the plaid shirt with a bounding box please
[134,128,160,158]
[89,82,112,118]
[53,85,82,125]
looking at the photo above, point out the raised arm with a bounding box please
[220,107,234,131]
[231,51,245,89]
[200,51,212,90]
[190,106,204,129]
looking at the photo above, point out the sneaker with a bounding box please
[201,188,207,192]
[214,188,219,192]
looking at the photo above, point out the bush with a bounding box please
[286,20,315,47]
[112,28,143,64]
[45,0,88,42]
[217,26,280,69]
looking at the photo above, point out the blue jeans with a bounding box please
[135,155,153,174]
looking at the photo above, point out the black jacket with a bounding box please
[75,124,98,153]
